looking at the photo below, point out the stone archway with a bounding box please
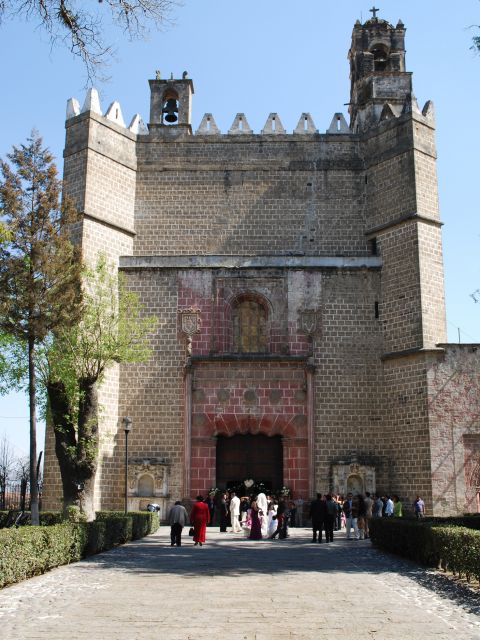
[216,434,283,492]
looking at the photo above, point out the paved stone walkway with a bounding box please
[1,527,480,639]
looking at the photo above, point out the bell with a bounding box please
[162,98,178,123]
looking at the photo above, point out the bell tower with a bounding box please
[348,11,411,131]
[148,72,194,134]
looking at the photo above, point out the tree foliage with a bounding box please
[0,131,82,524]
[45,256,156,519]
[0,1,179,80]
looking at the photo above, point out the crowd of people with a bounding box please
[167,491,425,547]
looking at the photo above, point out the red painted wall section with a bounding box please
[190,362,310,498]
[427,345,480,514]
[177,269,320,499]
[178,270,316,357]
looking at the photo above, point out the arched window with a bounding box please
[371,46,389,71]
[162,89,179,125]
[232,296,268,353]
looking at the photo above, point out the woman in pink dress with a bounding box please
[190,495,210,546]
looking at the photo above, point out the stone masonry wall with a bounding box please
[43,80,455,514]
[382,354,433,511]
[112,265,385,504]
[117,268,184,505]
[42,112,137,512]
[313,268,386,492]
[133,136,368,257]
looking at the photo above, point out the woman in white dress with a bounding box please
[267,501,278,537]
[256,492,269,538]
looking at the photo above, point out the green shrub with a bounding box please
[65,506,87,524]
[0,511,8,528]
[131,512,159,539]
[98,516,132,548]
[432,515,480,531]
[96,510,159,540]
[86,520,106,555]
[40,511,65,526]
[369,518,439,565]
[432,525,480,582]
[0,509,157,589]
[370,518,480,583]
[0,523,88,589]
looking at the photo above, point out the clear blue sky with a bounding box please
[0,0,479,457]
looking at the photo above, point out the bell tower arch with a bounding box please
[148,73,194,134]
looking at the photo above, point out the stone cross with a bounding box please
[369,6,380,19]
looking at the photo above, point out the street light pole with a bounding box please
[123,417,132,515]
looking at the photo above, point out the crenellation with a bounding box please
[105,100,126,128]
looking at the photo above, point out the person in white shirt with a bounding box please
[385,496,394,517]
[229,492,242,532]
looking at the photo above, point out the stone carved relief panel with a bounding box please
[179,308,201,355]
[128,457,170,497]
[298,309,322,337]
[332,461,376,496]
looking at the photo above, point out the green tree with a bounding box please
[45,257,156,520]
[0,132,82,524]
[0,1,178,80]
[0,222,10,243]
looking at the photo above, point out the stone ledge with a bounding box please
[381,347,446,361]
[120,255,382,270]
[189,354,311,364]
[366,212,442,236]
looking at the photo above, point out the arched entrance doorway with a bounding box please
[216,434,283,493]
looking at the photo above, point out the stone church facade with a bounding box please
[43,15,480,517]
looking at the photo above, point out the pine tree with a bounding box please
[0,132,82,524]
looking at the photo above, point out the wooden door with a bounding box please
[216,434,283,492]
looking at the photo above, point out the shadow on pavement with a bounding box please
[79,528,480,617]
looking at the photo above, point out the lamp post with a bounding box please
[123,417,132,514]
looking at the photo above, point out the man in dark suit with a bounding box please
[309,494,327,542]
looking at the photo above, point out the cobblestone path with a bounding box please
[1,528,479,639]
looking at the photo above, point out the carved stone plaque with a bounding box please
[299,309,321,336]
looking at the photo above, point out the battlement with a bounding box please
[66,87,435,140]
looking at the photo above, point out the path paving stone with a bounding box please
[1,527,479,639]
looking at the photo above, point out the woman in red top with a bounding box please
[190,495,210,546]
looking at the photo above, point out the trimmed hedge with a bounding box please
[433,525,480,582]
[0,523,87,589]
[0,509,159,589]
[369,518,480,584]
[369,518,439,565]
[85,520,106,555]
[95,511,160,540]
